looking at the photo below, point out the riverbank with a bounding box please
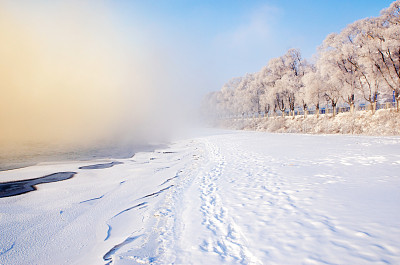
[215,109,400,136]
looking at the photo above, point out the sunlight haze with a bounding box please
[0,0,393,148]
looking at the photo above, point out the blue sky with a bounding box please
[107,0,394,96]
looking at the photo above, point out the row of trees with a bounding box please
[203,1,400,118]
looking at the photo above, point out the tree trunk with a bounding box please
[346,94,355,114]
[350,103,355,114]
[302,104,307,118]
[332,102,337,117]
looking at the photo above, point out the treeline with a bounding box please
[203,1,400,118]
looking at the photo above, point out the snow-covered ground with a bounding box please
[215,109,400,136]
[1,130,400,264]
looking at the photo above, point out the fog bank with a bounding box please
[0,1,193,155]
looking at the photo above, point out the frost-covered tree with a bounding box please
[230,73,257,116]
[317,53,342,116]
[266,49,304,117]
[252,66,272,116]
[356,36,382,112]
[281,49,304,117]
[302,65,324,117]
[346,19,382,113]
[297,84,308,117]
[367,1,400,111]
[296,60,315,117]
[343,1,400,112]
[220,85,235,115]
[265,57,286,116]
[319,30,360,113]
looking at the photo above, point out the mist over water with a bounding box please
[0,1,196,168]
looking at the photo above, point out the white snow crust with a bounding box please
[1,130,399,264]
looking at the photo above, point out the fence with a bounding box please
[216,102,397,120]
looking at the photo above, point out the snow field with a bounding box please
[190,132,400,264]
[1,130,400,264]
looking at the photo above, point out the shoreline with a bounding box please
[214,109,400,136]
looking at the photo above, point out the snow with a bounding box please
[1,130,400,264]
[216,109,400,136]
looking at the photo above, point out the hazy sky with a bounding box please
[0,0,394,147]
[107,0,394,94]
